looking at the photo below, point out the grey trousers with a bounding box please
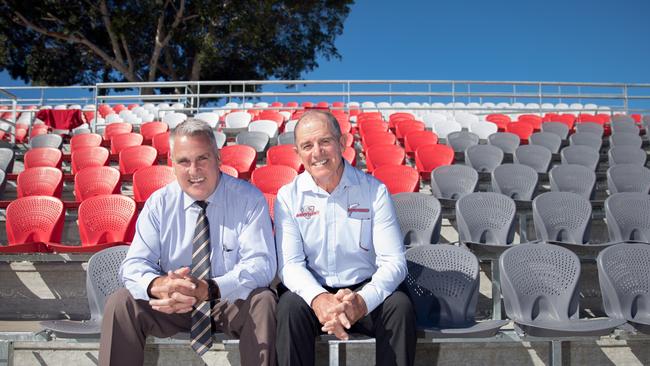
[99,287,277,366]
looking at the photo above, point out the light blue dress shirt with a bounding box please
[121,173,276,303]
[275,160,406,313]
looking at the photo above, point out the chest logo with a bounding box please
[296,205,319,219]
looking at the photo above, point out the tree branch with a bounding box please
[163,48,179,80]
[190,52,201,81]
[120,35,134,76]
[148,0,186,81]
[98,0,125,67]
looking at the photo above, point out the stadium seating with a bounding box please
[132,165,175,203]
[430,165,478,200]
[139,121,168,144]
[605,193,650,242]
[74,166,122,201]
[608,145,647,166]
[446,131,479,153]
[118,145,158,174]
[343,146,356,166]
[465,145,503,173]
[23,147,63,169]
[373,165,420,194]
[1,196,65,253]
[415,144,454,180]
[541,122,570,140]
[609,132,643,149]
[152,131,170,155]
[103,122,133,141]
[236,131,269,154]
[549,164,596,199]
[365,144,405,173]
[17,166,63,198]
[513,144,552,173]
[266,144,302,172]
[532,191,592,244]
[361,130,396,152]
[220,144,257,179]
[0,147,15,173]
[404,130,438,158]
[607,164,650,194]
[30,134,63,149]
[491,163,538,200]
[561,145,600,171]
[529,132,562,153]
[487,132,520,154]
[392,193,441,246]
[251,165,298,195]
[575,122,604,137]
[110,132,144,154]
[70,133,102,152]
[505,122,534,143]
[71,146,110,174]
[570,132,603,151]
[456,192,516,245]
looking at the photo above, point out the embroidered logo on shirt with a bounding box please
[296,205,319,219]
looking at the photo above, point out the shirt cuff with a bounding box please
[133,272,160,301]
[357,285,382,314]
[301,285,329,308]
[214,273,241,303]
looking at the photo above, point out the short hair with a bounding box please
[294,110,342,143]
[169,118,219,155]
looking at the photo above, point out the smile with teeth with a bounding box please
[189,177,205,184]
[312,159,328,167]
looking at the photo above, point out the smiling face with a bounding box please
[294,112,347,193]
[171,134,221,201]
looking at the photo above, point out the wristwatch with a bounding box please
[206,279,220,301]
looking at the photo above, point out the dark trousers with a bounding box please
[276,285,416,366]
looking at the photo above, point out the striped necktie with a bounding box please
[190,200,213,356]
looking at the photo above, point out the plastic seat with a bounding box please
[454,112,480,129]
[103,122,133,141]
[24,147,63,169]
[343,146,356,166]
[17,167,63,198]
[541,122,570,140]
[500,243,625,337]
[529,132,562,153]
[132,165,175,203]
[505,122,534,143]
[430,165,478,200]
[485,114,511,130]
[575,122,604,138]
[74,167,122,202]
[0,170,5,199]
[214,131,226,149]
[433,120,462,139]
[373,165,420,194]
[71,146,110,174]
[0,147,14,173]
[610,114,636,124]
[570,132,603,151]
[48,195,137,253]
[162,112,187,129]
[469,121,498,139]
[561,145,600,171]
[395,120,425,143]
[404,130,438,158]
[597,243,650,334]
[605,193,650,242]
[277,131,295,145]
[70,133,102,153]
[224,111,252,130]
[266,144,302,172]
[139,122,168,143]
[513,144,552,173]
[217,164,237,178]
[517,114,543,131]
[193,112,220,128]
[608,145,647,167]
[118,145,158,174]
[30,134,63,149]
[456,192,516,245]
[1,196,64,253]
[446,131,479,153]
[491,163,538,200]
[487,132,520,154]
[221,144,257,180]
[607,164,650,194]
[365,144,405,173]
[40,245,129,336]
[152,131,170,155]
[392,193,441,245]
[532,191,592,244]
[549,164,596,199]
[609,132,642,149]
[236,131,269,154]
[251,165,298,195]
[110,132,144,154]
[249,120,279,141]
[610,121,639,135]
[465,144,503,173]
[414,144,454,181]
[361,130,396,152]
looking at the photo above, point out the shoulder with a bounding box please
[220,173,266,204]
[144,181,182,212]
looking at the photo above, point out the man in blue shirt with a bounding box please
[274,110,416,366]
[99,119,277,365]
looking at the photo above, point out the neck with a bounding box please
[314,160,345,193]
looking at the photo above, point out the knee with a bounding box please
[249,288,277,314]
[383,291,415,321]
[277,291,312,322]
[103,288,134,316]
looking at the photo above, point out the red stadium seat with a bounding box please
[30,124,49,139]
[111,132,143,154]
[361,130,396,152]
[256,110,285,128]
[577,114,607,125]
[264,193,276,221]
[103,122,133,141]
[357,112,384,122]
[140,121,169,144]
[47,195,137,253]
[152,131,170,155]
[388,112,416,130]
[395,120,425,144]
[506,122,534,143]
[485,114,511,130]
[71,146,109,174]
[342,132,354,147]
[74,166,122,202]
[70,133,102,153]
[365,144,405,173]
[415,144,454,180]
[23,147,63,169]
[373,165,420,194]
[118,145,158,174]
[336,115,352,134]
[343,146,357,166]
[220,164,239,177]
[251,165,298,194]
[358,120,389,139]
[404,130,438,158]
[517,114,543,131]
[133,165,175,203]
[1,196,64,253]
[221,145,257,180]
[266,144,303,172]
[17,167,63,198]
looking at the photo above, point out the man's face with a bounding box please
[294,115,346,190]
[171,134,220,201]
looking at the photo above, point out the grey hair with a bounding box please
[294,110,342,143]
[169,118,219,155]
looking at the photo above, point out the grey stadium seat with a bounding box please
[529,132,562,153]
[278,131,295,145]
[561,145,600,171]
[0,170,5,199]
[607,164,650,194]
[608,145,647,167]
[609,132,642,149]
[570,132,602,151]
[235,131,269,154]
[610,122,640,135]
[514,144,552,173]
[597,243,650,334]
[446,131,480,153]
[214,131,226,149]
[0,147,14,173]
[575,122,604,138]
[541,121,570,140]
[605,192,650,243]
[430,165,478,200]
[499,243,625,337]
[465,144,503,173]
[392,193,442,246]
[491,163,538,200]
[41,245,129,336]
[611,114,635,124]
[405,245,508,337]
[487,132,520,154]
[30,134,63,149]
[549,164,596,200]
[532,191,592,244]
[456,192,516,245]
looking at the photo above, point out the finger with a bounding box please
[149,285,171,295]
[342,292,358,303]
[171,292,197,305]
[327,302,347,315]
[176,306,194,314]
[151,305,175,314]
[338,312,351,329]
[174,267,191,276]
[149,298,174,307]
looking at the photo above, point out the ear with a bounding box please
[338,134,347,150]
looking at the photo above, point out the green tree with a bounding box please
[0,0,353,88]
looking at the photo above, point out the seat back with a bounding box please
[214,131,226,149]
[0,147,14,173]
[103,122,133,141]
[152,131,171,155]
[532,191,592,244]
[505,122,534,143]
[487,132,520,154]
[118,145,158,174]
[605,192,650,242]
[17,166,63,198]
[513,144,552,173]
[405,245,479,327]
[529,132,562,153]
[78,195,137,245]
[456,192,516,245]
[71,146,110,174]
[607,164,650,194]
[251,165,298,195]
[361,130,396,152]
[365,144,405,172]
[549,164,596,199]
[30,134,63,149]
[570,132,602,151]
[75,166,122,202]
[465,144,503,173]
[500,243,580,322]
[266,144,302,172]
[574,122,604,137]
[373,165,419,194]
[139,122,168,141]
[431,164,478,199]
[235,131,269,153]
[492,163,538,200]
[469,121,498,139]
[392,193,441,246]
[70,133,102,153]
[86,246,129,320]
[446,131,480,153]
[608,146,647,167]
[111,132,144,154]
[609,132,642,149]
[6,196,65,244]
[225,111,252,128]
[220,144,257,179]
[610,123,639,135]
[24,147,63,169]
[561,145,600,171]
[278,131,295,145]
[541,122,569,140]
[133,165,175,202]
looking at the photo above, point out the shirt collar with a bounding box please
[182,172,224,211]
[297,159,359,194]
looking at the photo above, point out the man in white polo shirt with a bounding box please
[274,110,416,366]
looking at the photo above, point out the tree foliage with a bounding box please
[0,0,353,89]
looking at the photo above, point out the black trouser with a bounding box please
[276,283,416,366]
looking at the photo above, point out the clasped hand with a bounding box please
[312,289,368,340]
[149,267,205,314]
